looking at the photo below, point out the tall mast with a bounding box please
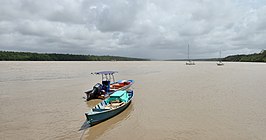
[219,49,222,61]
[188,44,190,60]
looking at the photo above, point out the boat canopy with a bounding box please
[92,71,118,75]
[91,71,118,84]
[108,90,128,102]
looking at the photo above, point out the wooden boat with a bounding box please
[85,90,133,126]
[186,44,195,65]
[85,71,134,101]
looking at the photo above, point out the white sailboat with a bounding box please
[217,50,224,66]
[186,44,195,65]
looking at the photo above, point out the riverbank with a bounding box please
[0,51,150,61]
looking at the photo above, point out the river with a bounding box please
[0,61,265,140]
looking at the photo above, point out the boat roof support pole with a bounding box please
[112,74,115,83]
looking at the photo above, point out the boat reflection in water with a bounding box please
[81,103,133,140]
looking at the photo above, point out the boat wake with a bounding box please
[79,121,91,140]
[79,121,91,131]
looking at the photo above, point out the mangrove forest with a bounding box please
[0,51,149,61]
[223,50,266,62]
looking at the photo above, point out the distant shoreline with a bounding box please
[0,51,150,61]
[166,50,266,62]
[0,50,265,62]
[222,50,265,62]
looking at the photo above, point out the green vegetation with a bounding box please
[0,51,149,61]
[223,50,266,62]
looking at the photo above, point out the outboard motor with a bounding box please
[102,81,110,92]
[85,83,102,101]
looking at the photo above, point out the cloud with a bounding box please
[0,0,266,59]
[84,0,141,32]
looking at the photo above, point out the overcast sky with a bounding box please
[0,0,266,59]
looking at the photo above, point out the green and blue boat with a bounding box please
[85,90,133,126]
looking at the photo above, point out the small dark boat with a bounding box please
[85,90,133,126]
[85,71,134,101]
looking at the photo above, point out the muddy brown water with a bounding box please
[0,61,266,140]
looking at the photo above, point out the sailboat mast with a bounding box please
[188,44,190,60]
[219,49,221,61]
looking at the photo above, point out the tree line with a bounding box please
[0,51,149,61]
[223,50,266,62]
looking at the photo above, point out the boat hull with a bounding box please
[217,62,224,66]
[85,91,133,126]
[110,80,134,91]
[85,101,131,126]
[186,62,195,65]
